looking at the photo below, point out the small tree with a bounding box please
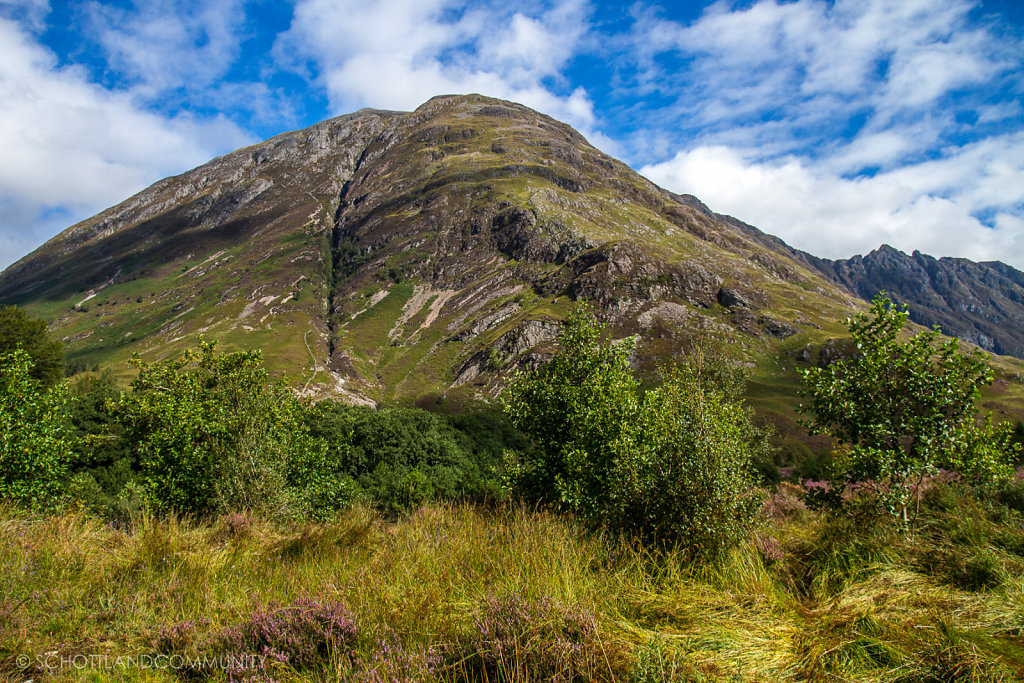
[608,352,765,555]
[502,306,764,556]
[799,294,1005,521]
[0,349,73,509]
[115,339,342,518]
[0,305,65,387]
[500,304,640,519]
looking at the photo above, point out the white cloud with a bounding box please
[83,0,248,97]
[626,0,1017,161]
[275,0,608,146]
[640,139,1024,267]
[628,0,1024,267]
[0,0,49,32]
[0,17,253,269]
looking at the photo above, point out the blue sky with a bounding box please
[1,0,1022,269]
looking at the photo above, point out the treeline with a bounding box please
[0,306,523,520]
[2,297,1022,559]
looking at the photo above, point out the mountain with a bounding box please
[800,245,1024,359]
[1,94,1020,424]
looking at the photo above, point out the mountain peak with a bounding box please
[815,244,1024,357]
[3,95,1021,411]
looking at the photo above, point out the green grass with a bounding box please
[3,482,1023,682]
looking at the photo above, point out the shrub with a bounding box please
[217,598,359,670]
[470,592,604,682]
[0,349,73,509]
[115,339,337,518]
[306,402,506,515]
[0,305,65,387]
[799,294,1012,523]
[65,370,137,516]
[945,414,1020,486]
[502,306,764,556]
[607,357,765,556]
[501,304,640,515]
[355,636,444,683]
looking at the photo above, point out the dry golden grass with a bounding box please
[1,491,1022,682]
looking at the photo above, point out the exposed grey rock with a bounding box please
[452,318,560,386]
[717,286,754,309]
[759,316,799,339]
[802,244,1024,358]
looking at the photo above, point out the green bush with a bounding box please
[306,402,507,515]
[501,304,640,516]
[0,349,74,509]
[799,294,1013,522]
[114,339,339,519]
[607,357,766,555]
[64,371,137,516]
[0,305,65,387]
[502,305,765,556]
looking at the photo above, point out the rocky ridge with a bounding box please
[801,245,1024,359]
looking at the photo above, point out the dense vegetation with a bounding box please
[1,308,522,521]
[799,294,1019,522]
[1,303,1023,681]
[4,486,1024,681]
[501,305,765,557]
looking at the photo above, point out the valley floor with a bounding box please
[2,486,1023,682]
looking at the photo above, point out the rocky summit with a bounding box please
[1,94,1021,418]
[802,245,1024,359]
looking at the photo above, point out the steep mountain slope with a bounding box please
[801,245,1024,359]
[1,95,1018,419]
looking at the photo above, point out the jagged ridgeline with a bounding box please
[1,94,1018,415]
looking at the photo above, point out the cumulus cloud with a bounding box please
[1,0,1022,273]
[0,0,49,32]
[640,138,1024,266]
[0,16,253,269]
[626,0,1018,160]
[275,0,611,147]
[628,0,1024,267]
[83,0,247,97]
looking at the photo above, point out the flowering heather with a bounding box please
[471,592,604,682]
[153,618,208,653]
[801,478,843,510]
[755,534,785,563]
[354,635,445,683]
[217,597,358,671]
[763,482,807,519]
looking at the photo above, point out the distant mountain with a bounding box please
[1,94,1020,426]
[802,245,1024,359]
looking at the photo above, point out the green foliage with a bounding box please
[305,402,509,515]
[114,339,337,518]
[0,305,65,386]
[64,370,138,516]
[946,414,1020,486]
[502,305,764,556]
[500,304,640,514]
[0,349,73,509]
[608,355,766,555]
[799,294,1009,520]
